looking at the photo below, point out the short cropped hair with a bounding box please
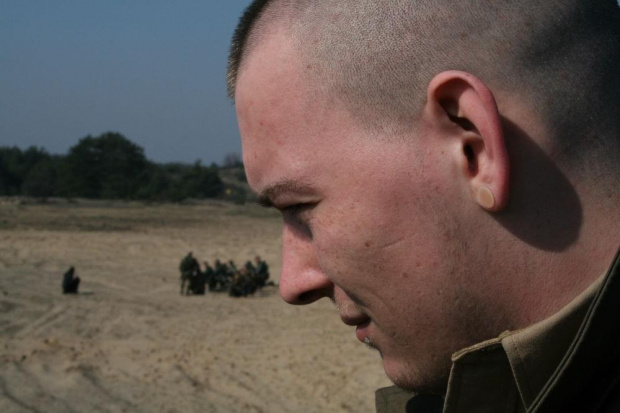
[228,0,620,156]
[227,0,270,101]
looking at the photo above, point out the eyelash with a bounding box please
[282,203,313,225]
[282,203,305,213]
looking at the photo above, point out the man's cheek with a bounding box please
[315,235,379,285]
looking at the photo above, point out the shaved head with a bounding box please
[229,0,619,158]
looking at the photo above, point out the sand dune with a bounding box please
[0,199,391,412]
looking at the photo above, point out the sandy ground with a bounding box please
[0,199,391,412]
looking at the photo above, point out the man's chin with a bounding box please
[382,357,449,395]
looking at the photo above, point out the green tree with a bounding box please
[137,164,171,201]
[177,161,223,199]
[0,146,52,196]
[61,132,149,199]
[22,158,58,198]
[202,164,224,198]
[0,148,21,195]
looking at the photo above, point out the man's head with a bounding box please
[229,0,620,393]
[230,0,620,143]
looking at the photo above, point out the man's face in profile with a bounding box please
[235,31,495,392]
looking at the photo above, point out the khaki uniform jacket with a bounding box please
[376,250,620,413]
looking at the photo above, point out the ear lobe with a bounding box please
[427,70,510,212]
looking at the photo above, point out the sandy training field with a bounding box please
[0,199,390,412]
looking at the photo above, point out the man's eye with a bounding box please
[282,203,306,214]
[281,204,314,239]
[282,203,313,225]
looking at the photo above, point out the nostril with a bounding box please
[297,288,332,305]
[297,291,316,304]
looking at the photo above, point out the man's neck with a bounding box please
[514,181,619,329]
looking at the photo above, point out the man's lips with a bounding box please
[340,313,372,342]
[340,313,370,327]
[355,318,371,343]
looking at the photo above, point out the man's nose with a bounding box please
[279,225,333,305]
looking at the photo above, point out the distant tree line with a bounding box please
[0,132,235,202]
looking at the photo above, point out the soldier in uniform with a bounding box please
[179,252,199,296]
[229,270,245,297]
[62,266,80,294]
[203,261,215,285]
[254,256,270,288]
[228,260,238,274]
[211,259,231,292]
[229,267,257,297]
[244,260,257,277]
[243,266,258,295]
[214,259,226,275]
[189,268,207,295]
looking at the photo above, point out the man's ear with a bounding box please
[426,70,509,212]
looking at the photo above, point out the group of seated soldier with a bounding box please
[179,252,272,297]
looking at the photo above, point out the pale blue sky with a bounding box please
[1,1,251,164]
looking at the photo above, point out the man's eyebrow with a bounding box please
[256,180,315,208]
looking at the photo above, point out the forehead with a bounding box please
[234,26,423,205]
[235,30,358,191]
